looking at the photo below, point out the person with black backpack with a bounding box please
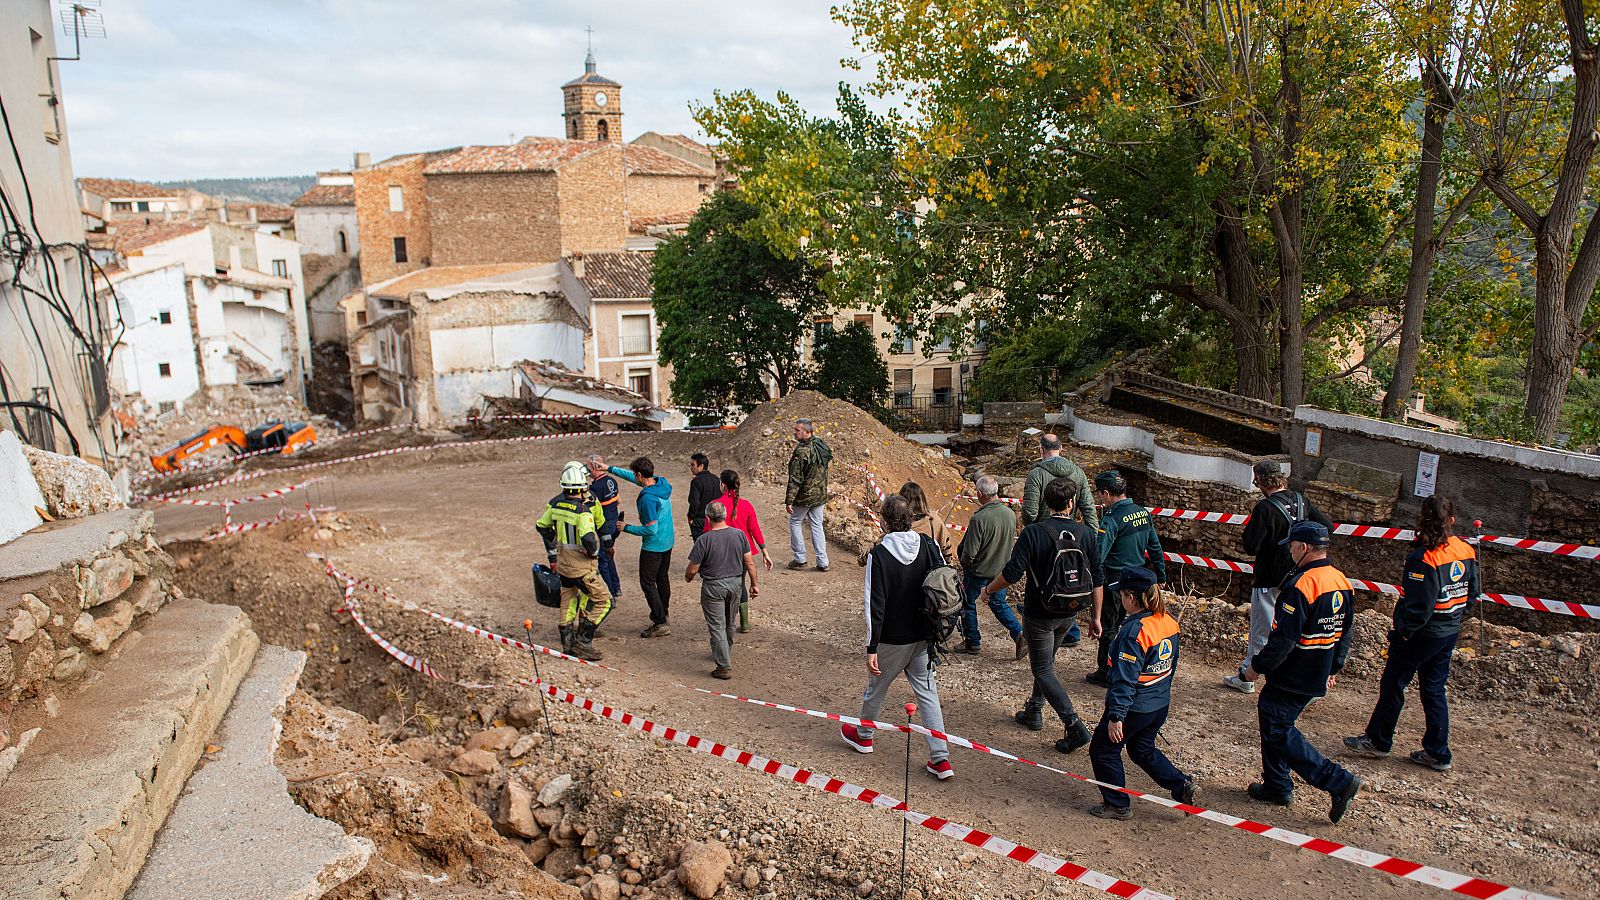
[978,477,1104,754]
[840,494,957,780]
[1225,461,1332,694]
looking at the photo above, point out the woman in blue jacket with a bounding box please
[610,457,675,637]
[1086,566,1196,820]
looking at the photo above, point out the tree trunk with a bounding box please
[1526,235,1579,439]
[1213,201,1276,400]
[1271,27,1306,410]
[1384,60,1453,419]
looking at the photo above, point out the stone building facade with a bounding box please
[563,50,622,143]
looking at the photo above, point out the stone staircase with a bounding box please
[0,509,369,899]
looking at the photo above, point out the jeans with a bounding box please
[1024,615,1081,726]
[959,571,1021,646]
[699,577,741,669]
[1090,706,1189,809]
[1240,587,1280,672]
[597,543,621,600]
[788,504,829,567]
[855,641,949,762]
[638,549,673,625]
[1364,631,1457,762]
[1258,687,1354,797]
[1092,569,1128,675]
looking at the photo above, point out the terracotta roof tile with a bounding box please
[427,139,608,175]
[78,177,181,200]
[624,144,714,178]
[572,251,654,299]
[628,210,697,234]
[370,263,539,297]
[101,220,208,254]
[291,184,355,207]
[225,201,294,223]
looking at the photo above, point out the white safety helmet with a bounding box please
[560,460,589,491]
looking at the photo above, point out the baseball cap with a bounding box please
[1253,460,1285,481]
[1279,521,1331,547]
[1110,566,1159,594]
[1094,470,1127,493]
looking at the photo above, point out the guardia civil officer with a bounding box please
[1240,521,1363,823]
[1343,495,1477,772]
[535,461,613,661]
[1086,566,1196,820]
[1086,470,1166,687]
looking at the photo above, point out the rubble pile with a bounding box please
[727,390,968,558]
[121,385,338,474]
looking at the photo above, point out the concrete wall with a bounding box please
[292,206,357,257]
[427,171,563,265]
[587,298,669,404]
[307,260,361,344]
[1289,407,1600,540]
[0,430,46,543]
[125,229,213,277]
[632,132,716,171]
[189,278,293,386]
[0,0,119,465]
[108,265,200,407]
[253,230,310,381]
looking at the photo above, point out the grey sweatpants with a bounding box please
[1240,587,1280,673]
[700,576,742,669]
[855,641,949,762]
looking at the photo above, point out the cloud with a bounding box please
[54,0,873,179]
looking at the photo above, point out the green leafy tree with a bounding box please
[807,322,889,411]
[653,192,824,409]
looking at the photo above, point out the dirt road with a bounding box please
[154,431,1599,899]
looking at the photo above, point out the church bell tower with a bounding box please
[562,47,622,143]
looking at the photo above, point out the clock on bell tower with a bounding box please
[562,47,622,143]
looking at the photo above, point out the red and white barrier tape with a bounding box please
[155,475,325,508]
[137,429,638,503]
[1161,552,1600,618]
[1149,506,1600,561]
[203,506,333,542]
[323,560,1559,900]
[328,578,1170,899]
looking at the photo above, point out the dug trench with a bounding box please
[156,394,1599,899]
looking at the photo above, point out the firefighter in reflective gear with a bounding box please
[536,461,613,661]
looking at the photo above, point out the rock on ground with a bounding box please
[23,444,124,519]
[675,840,732,900]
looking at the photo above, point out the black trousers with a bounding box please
[639,549,673,625]
[1092,568,1128,675]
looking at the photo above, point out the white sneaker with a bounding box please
[1223,673,1256,694]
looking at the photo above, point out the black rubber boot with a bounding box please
[1014,703,1044,731]
[573,621,603,661]
[1055,716,1092,754]
[558,624,574,654]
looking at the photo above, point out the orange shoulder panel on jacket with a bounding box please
[1136,612,1180,650]
[1422,536,1476,568]
[1293,564,1353,599]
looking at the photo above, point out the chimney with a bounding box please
[353,151,372,169]
[219,205,229,223]
[163,207,172,222]
[571,252,585,279]
[249,206,258,224]
[1410,392,1426,414]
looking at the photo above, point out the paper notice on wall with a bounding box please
[1414,451,1439,498]
[1304,427,1322,458]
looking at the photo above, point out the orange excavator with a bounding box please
[150,421,317,473]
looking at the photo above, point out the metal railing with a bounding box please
[881,392,966,432]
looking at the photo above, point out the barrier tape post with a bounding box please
[521,619,557,748]
[901,701,915,900]
[1473,520,1488,649]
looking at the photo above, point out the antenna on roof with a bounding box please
[51,1,106,63]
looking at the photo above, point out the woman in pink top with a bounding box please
[716,469,771,631]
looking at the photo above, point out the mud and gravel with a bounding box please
[156,394,1600,900]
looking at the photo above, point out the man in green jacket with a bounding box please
[1085,470,1166,686]
[785,417,833,572]
[954,474,1025,658]
[1020,433,1098,647]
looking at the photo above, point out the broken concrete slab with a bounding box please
[0,508,153,583]
[0,597,258,900]
[128,645,372,900]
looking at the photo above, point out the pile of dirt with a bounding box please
[277,691,578,899]
[727,390,968,557]
[1176,592,1600,713]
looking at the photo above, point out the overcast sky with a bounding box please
[56,0,871,180]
